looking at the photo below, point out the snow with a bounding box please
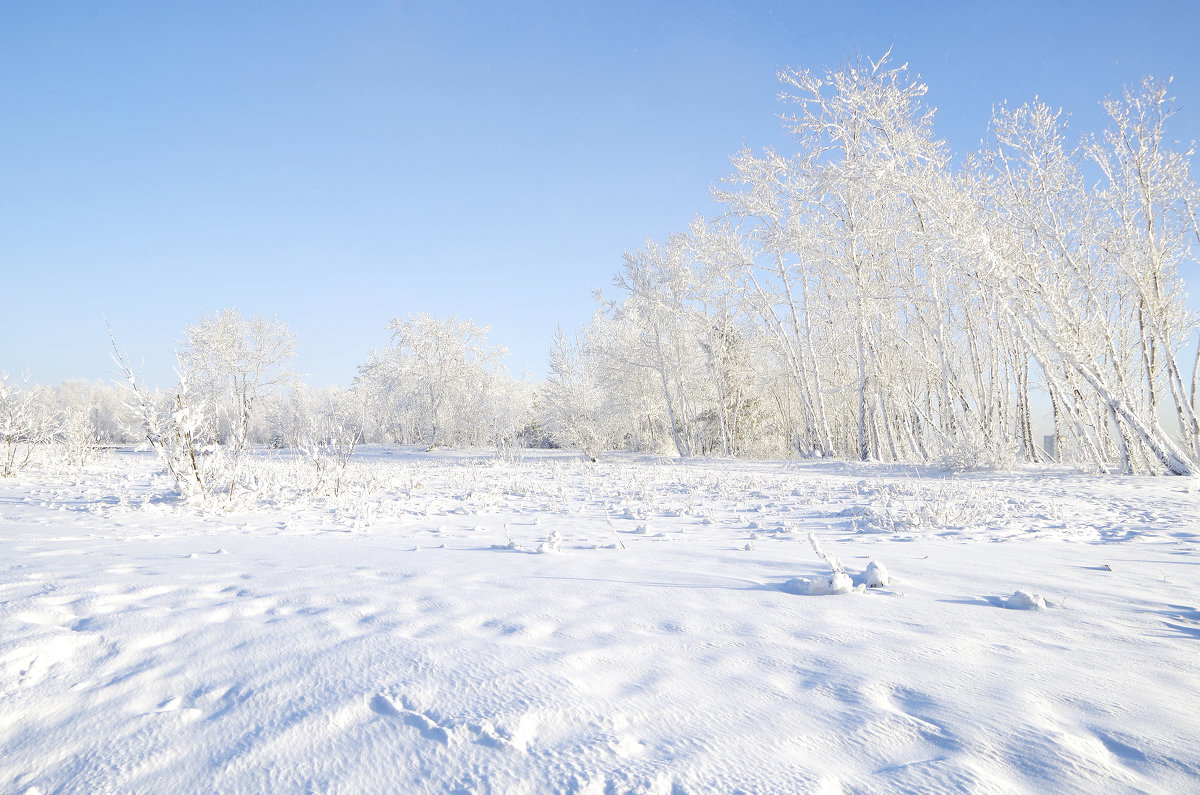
[786,569,858,596]
[1005,590,1047,610]
[2,447,1200,792]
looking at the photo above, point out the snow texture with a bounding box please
[2,447,1200,793]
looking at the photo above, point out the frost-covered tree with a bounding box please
[1087,78,1200,463]
[179,309,297,456]
[578,311,674,453]
[716,52,1000,463]
[716,147,836,457]
[540,327,623,461]
[476,369,537,453]
[974,94,1198,475]
[47,380,137,444]
[774,52,967,462]
[613,236,715,457]
[356,314,515,449]
[582,53,1200,475]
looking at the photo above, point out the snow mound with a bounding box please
[1005,590,1047,610]
[864,560,890,588]
[807,571,858,595]
[782,572,863,595]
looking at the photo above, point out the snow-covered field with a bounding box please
[2,448,1199,793]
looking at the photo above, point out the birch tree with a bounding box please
[974,98,1197,475]
[1086,78,1200,461]
[613,237,713,457]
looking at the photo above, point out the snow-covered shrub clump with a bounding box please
[785,532,863,595]
[847,479,1004,533]
[290,387,364,497]
[938,427,1018,473]
[538,529,562,553]
[1005,591,1047,610]
[113,356,221,503]
[56,407,100,469]
[798,569,856,596]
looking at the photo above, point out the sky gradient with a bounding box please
[3,1,1199,388]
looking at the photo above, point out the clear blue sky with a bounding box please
[3,1,1199,388]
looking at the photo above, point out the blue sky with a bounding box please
[2,1,1199,388]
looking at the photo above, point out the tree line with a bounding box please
[4,53,1198,484]
[545,54,1200,476]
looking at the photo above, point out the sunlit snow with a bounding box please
[3,447,1198,792]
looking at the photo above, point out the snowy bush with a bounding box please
[290,388,364,497]
[538,529,562,553]
[111,335,222,503]
[847,478,1003,533]
[937,428,1018,473]
[56,407,100,469]
[1,372,54,477]
[864,560,890,588]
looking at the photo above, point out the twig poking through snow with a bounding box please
[497,522,521,551]
[603,510,626,550]
[808,531,845,575]
[783,532,858,595]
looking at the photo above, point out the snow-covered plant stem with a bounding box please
[110,331,216,503]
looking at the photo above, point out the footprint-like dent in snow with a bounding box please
[369,693,539,751]
[370,693,454,744]
[469,711,540,753]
